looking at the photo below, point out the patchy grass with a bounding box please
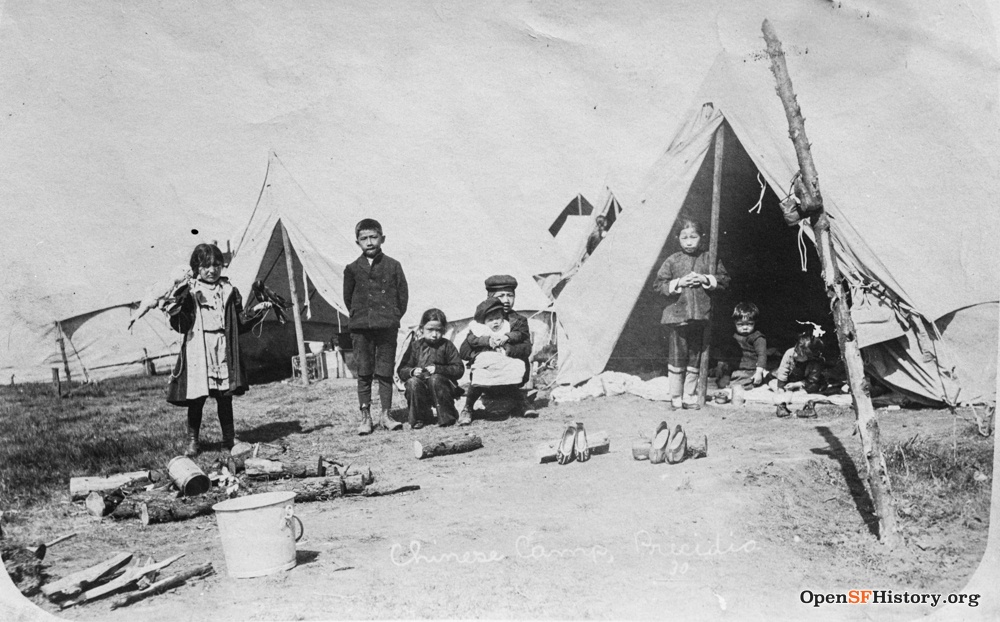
[0,376,184,509]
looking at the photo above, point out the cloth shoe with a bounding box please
[649,421,671,464]
[682,395,701,410]
[775,403,792,419]
[796,401,818,419]
[457,408,473,426]
[357,407,374,435]
[670,396,683,410]
[665,424,687,464]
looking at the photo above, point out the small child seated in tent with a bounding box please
[772,323,830,418]
[458,297,529,424]
[727,302,770,388]
[396,308,465,429]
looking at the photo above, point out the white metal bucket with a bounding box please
[212,491,303,578]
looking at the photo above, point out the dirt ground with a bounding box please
[3,377,993,621]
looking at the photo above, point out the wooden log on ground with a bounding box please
[109,562,213,610]
[361,484,421,497]
[537,431,610,464]
[140,493,225,526]
[108,490,178,521]
[413,436,483,460]
[42,551,133,600]
[70,471,151,500]
[261,476,346,502]
[241,457,327,479]
[64,553,185,608]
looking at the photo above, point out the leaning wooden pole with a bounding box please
[698,126,725,406]
[281,220,310,385]
[762,19,899,546]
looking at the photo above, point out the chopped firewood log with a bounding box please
[109,562,213,610]
[63,553,185,608]
[70,472,151,500]
[413,436,483,460]
[108,489,178,521]
[140,490,230,526]
[241,457,328,479]
[537,431,610,464]
[42,551,133,600]
[260,476,346,502]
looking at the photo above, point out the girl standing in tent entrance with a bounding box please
[653,219,729,409]
[165,243,271,457]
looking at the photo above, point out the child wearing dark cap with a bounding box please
[457,275,534,425]
[396,308,464,428]
[343,218,408,435]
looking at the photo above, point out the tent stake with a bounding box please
[697,125,725,406]
[281,220,310,386]
[762,19,899,547]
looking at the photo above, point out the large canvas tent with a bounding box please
[555,42,1000,405]
[225,153,557,380]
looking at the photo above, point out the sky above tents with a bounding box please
[1,0,997,326]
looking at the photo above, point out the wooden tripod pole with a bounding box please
[762,19,899,546]
[698,126,725,406]
[281,220,310,385]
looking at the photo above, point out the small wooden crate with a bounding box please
[291,353,328,382]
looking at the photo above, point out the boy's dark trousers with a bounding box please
[404,375,459,427]
[351,328,397,411]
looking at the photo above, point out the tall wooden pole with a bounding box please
[698,126,725,406]
[762,19,899,546]
[281,220,310,385]
[54,322,72,384]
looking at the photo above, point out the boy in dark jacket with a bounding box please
[457,275,534,425]
[343,218,408,435]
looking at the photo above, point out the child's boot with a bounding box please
[775,403,793,418]
[379,408,403,431]
[358,406,374,435]
[457,407,472,426]
[218,400,236,456]
[184,425,200,458]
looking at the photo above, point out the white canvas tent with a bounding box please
[225,152,557,380]
[555,39,1000,405]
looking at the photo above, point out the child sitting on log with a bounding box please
[396,309,465,429]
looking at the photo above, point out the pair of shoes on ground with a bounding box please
[649,422,687,464]
[358,408,403,435]
[775,400,818,419]
[556,422,590,465]
[633,423,708,463]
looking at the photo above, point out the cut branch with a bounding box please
[762,18,900,547]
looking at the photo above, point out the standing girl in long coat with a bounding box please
[166,243,270,457]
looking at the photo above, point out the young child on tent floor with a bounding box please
[458,275,535,424]
[166,243,272,458]
[653,218,730,409]
[772,323,839,419]
[396,308,465,429]
[343,218,409,435]
[717,302,771,390]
